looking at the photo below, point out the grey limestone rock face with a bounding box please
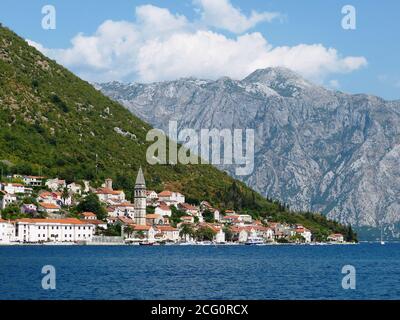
[96,67,400,227]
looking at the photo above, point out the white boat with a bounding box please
[179,241,196,245]
[245,235,264,245]
[380,225,385,245]
[196,241,213,245]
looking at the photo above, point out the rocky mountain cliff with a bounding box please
[97,67,400,228]
[1,25,357,238]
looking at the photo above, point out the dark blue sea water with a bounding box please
[0,243,399,300]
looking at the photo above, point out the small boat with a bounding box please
[196,241,213,245]
[179,241,196,245]
[380,225,385,245]
[139,242,154,246]
[245,235,264,245]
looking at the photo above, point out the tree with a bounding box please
[102,224,121,236]
[124,225,134,238]
[76,193,107,221]
[346,225,357,242]
[136,230,145,239]
[203,209,214,223]
[289,233,305,243]
[179,224,194,241]
[223,227,233,242]
[195,226,216,241]
[61,187,70,206]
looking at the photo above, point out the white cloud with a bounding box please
[27,1,367,84]
[195,0,282,33]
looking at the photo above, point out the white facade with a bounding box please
[213,210,220,222]
[156,226,179,242]
[215,229,226,243]
[23,176,44,187]
[45,178,66,191]
[96,189,126,203]
[146,190,158,199]
[155,205,172,217]
[14,219,94,243]
[158,191,185,206]
[238,229,248,243]
[0,192,17,209]
[0,219,15,244]
[107,203,135,219]
[1,183,25,194]
[38,203,60,214]
[301,230,312,243]
[238,214,253,223]
[67,182,82,195]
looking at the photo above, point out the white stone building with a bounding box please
[23,176,44,187]
[0,191,17,209]
[154,202,172,217]
[67,182,82,195]
[156,225,180,242]
[157,190,185,206]
[14,218,94,243]
[0,219,15,244]
[45,178,66,191]
[0,182,25,194]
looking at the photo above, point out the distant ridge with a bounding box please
[98,66,400,230]
[0,24,354,237]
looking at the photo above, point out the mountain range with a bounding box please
[97,67,400,230]
[0,24,355,238]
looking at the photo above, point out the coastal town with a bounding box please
[0,168,346,245]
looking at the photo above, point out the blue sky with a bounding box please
[0,0,399,99]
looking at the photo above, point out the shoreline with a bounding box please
[0,241,360,247]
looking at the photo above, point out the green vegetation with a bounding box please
[202,209,215,223]
[195,226,216,241]
[75,193,107,221]
[179,223,195,240]
[169,206,186,227]
[102,224,121,237]
[0,25,356,241]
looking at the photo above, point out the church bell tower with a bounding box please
[134,166,146,225]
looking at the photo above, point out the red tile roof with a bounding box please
[16,218,88,225]
[146,214,161,219]
[158,190,173,197]
[157,225,178,232]
[133,225,152,231]
[157,203,171,211]
[39,202,60,209]
[81,212,96,217]
[179,203,197,211]
[96,188,123,195]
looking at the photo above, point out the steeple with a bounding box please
[135,166,146,187]
[134,166,146,225]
